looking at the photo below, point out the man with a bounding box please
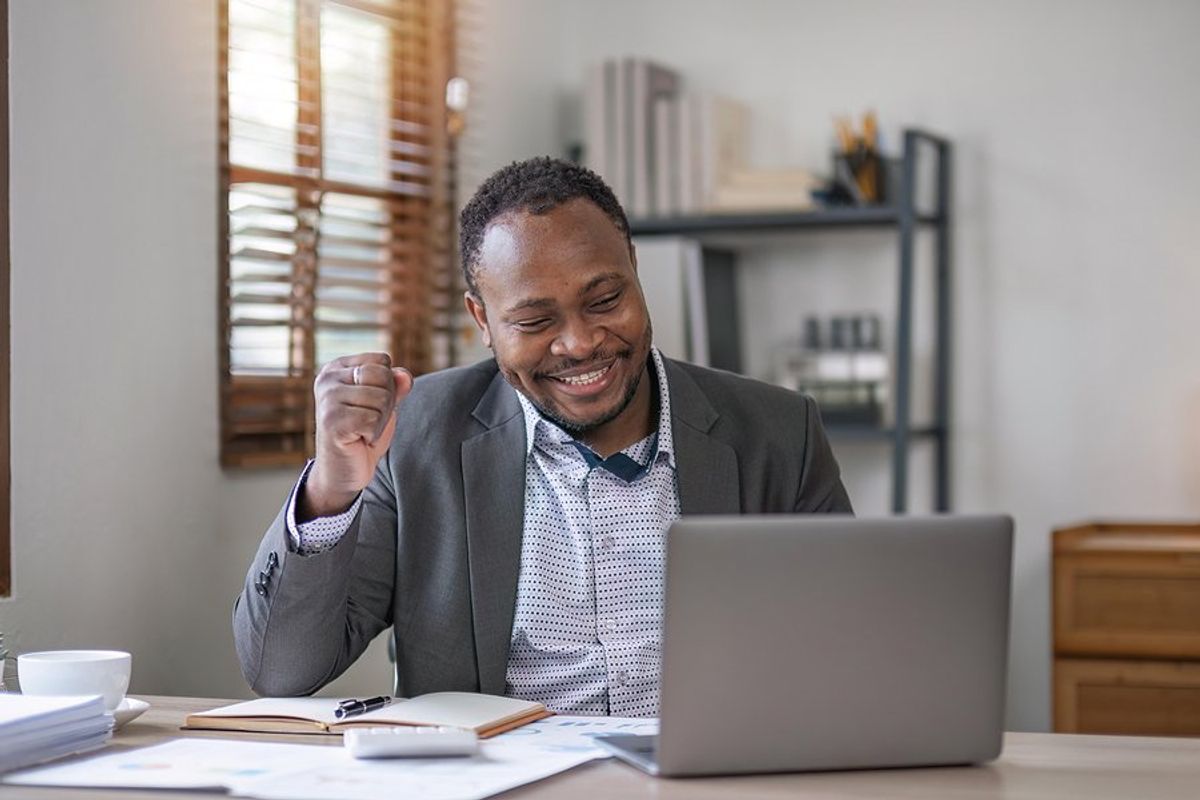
[234,157,852,716]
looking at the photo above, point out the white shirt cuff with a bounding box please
[286,460,363,556]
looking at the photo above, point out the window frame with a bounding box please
[217,0,458,469]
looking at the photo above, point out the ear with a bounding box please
[464,291,492,348]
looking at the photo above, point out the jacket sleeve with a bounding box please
[232,455,398,696]
[794,395,854,514]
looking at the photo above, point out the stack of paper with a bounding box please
[0,694,113,774]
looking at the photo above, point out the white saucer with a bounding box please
[111,697,150,729]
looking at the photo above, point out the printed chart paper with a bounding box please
[4,716,659,800]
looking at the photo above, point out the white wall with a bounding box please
[4,0,223,693]
[470,0,1200,730]
[2,0,392,701]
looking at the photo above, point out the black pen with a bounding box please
[335,695,393,720]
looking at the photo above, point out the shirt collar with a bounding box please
[517,345,676,469]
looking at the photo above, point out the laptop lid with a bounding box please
[656,514,1013,777]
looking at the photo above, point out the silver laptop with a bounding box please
[594,514,1013,777]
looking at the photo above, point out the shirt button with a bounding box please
[599,619,615,634]
[599,535,614,552]
[615,670,629,687]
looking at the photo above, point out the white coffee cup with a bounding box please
[17,650,132,711]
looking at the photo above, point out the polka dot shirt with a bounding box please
[289,347,679,718]
[287,464,363,554]
[507,346,678,717]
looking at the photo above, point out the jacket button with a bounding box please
[258,570,271,586]
[267,552,279,568]
[254,581,267,597]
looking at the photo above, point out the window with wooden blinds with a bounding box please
[219,0,460,468]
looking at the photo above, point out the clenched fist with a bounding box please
[298,352,412,521]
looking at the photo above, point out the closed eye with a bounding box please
[513,317,552,332]
[591,292,621,311]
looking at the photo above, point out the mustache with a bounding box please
[536,347,632,378]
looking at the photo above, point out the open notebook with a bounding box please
[183,693,551,739]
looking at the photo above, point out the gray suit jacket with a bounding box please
[233,357,852,697]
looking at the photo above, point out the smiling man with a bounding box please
[463,184,656,460]
[234,157,852,716]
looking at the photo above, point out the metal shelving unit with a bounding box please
[629,129,952,513]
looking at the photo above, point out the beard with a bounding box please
[532,357,646,436]
[505,319,654,437]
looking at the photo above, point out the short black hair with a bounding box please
[458,156,631,297]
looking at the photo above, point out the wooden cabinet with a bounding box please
[1053,522,1200,735]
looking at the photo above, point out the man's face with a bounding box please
[465,198,652,436]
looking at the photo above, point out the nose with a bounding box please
[550,314,604,360]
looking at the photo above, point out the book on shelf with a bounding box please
[583,59,701,217]
[722,167,819,189]
[653,95,681,217]
[630,237,710,366]
[583,62,610,182]
[612,58,631,205]
[183,693,551,739]
[708,167,819,212]
[584,57,823,218]
[630,59,680,217]
[676,90,697,215]
[693,92,748,213]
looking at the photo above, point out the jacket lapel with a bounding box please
[663,359,742,515]
[461,358,741,695]
[462,372,526,695]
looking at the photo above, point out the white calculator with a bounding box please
[343,727,480,759]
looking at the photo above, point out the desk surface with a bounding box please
[5,696,1200,799]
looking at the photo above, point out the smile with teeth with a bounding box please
[554,364,611,386]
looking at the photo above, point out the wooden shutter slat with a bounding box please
[230,292,294,305]
[230,318,303,328]
[236,273,294,283]
[231,247,296,263]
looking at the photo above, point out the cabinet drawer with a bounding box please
[1054,659,1200,735]
[1054,538,1200,659]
